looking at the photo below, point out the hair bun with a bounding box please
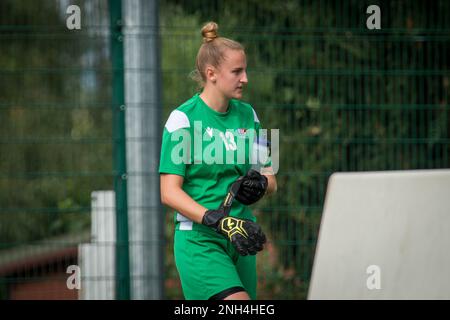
[201,22,219,43]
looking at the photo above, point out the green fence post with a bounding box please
[109,0,130,300]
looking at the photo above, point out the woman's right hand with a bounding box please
[202,208,266,256]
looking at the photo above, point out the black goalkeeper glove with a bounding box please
[235,169,268,205]
[202,207,266,256]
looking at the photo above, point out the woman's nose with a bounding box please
[240,72,248,84]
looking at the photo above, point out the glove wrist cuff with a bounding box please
[202,209,226,229]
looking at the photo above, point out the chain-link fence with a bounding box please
[1,0,449,299]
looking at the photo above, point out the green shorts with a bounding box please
[174,225,257,300]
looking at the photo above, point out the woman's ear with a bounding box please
[205,65,217,83]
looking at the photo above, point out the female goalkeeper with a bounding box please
[159,21,277,300]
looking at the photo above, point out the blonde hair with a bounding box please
[191,22,244,88]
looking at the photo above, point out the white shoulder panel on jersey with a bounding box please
[252,107,260,123]
[165,110,190,133]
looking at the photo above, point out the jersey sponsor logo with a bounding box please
[206,127,213,138]
[237,128,248,136]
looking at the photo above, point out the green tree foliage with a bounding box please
[0,1,112,247]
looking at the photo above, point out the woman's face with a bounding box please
[213,49,248,100]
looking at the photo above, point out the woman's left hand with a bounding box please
[235,169,268,205]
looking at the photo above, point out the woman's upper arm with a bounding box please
[160,174,184,202]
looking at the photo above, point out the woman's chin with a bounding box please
[233,92,243,99]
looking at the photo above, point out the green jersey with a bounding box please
[159,93,270,231]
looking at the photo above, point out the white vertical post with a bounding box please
[122,0,164,299]
[79,191,116,300]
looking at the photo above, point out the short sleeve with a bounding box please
[159,110,191,176]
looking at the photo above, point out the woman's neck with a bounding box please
[199,87,229,113]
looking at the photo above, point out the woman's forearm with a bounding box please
[264,173,277,196]
[161,171,276,224]
[161,185,207,224]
